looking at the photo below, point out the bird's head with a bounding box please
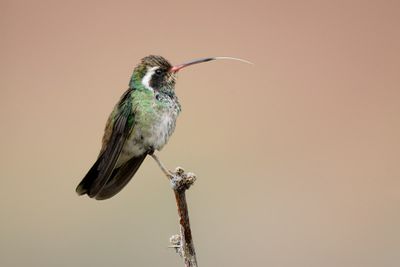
[129,55,252,94]
[129,55,175,93]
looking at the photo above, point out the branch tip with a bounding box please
[170,170,197,191]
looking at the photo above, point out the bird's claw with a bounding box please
[167,170,174,179]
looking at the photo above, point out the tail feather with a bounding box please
[76,158,102,196]
[95,154,147,200]
[75,154,147,200]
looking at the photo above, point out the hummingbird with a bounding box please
[76,55,251,200]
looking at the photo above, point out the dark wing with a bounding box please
[94,154,147,200]
[76,89,134,198]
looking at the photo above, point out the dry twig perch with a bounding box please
[151,154,198,267]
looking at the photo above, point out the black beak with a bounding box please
[170,57,252,73]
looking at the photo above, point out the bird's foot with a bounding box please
[165,169,174,179]
[150,154,197,190]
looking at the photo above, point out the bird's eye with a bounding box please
[155,69,163,76]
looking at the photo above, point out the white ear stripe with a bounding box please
[141,66,159,92]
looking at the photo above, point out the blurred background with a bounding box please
[1,0,399,266]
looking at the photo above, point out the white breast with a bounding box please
[146,112,175,150]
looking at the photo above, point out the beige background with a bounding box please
[1,0,399,266]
